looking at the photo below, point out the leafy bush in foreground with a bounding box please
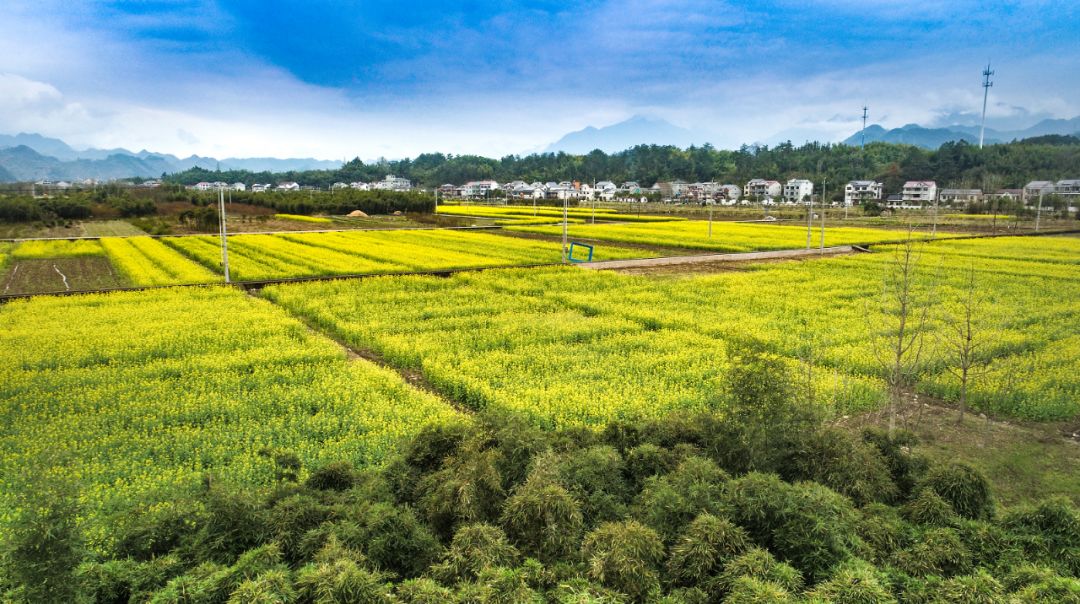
[2,409,1078,603]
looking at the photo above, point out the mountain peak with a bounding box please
[843,116,1080,149]
[544,115,710,154]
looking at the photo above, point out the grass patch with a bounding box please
[848,402,1080,507]
[81,220,149,237]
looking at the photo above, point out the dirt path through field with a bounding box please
[249,290,472,414]
[578,245,858,272]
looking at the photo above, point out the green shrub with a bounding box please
[805,560,896,603]
[624,444,677,490]
[721,472,790,546]
[113,498,204,561]
[193,487,267,562]
[77,555,185,604]
[501,466,584,562]
[581,521,665,602]
[856,503,912,562]
[226,568,296,604]
[305,461,359,491]
[358,502,442,578]
[783,428,898,505]
[717,337,815,474]
[922,462,994,520]
[557,445,631,524]
[1,473,85,603]
[466,565,545,604]
[480,411,550,491]
[955,520,1017,571]
[404,420,471,473]
[1002,498,1080,576]
[294,558,394,604]
[903,488,957,527]
[546,577,628,603]
[266,494,335,563]
[145,561,227,603]
[1010,575,1080,603]
[601,420,643,453]
[634,456,728,543]
[638,412,707,450]
[667,514,751,589]
[431,523,519,584]
[76,559,140,604]
[862,429,928,501]
[891,528,972,578]
[715,548,803,597]
[417,441,505,539]
[1000,562,1063,592]
[931,569,1004,604]
[395,577,457,603]
[722,576,795,603]
[769,481,861,581]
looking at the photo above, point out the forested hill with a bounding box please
[164,138,1080,192]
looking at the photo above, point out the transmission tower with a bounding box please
[979,62,994,149]
[861,105,869,149]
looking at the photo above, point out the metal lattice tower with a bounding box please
[861,105,869,149]
[979,62,994,149]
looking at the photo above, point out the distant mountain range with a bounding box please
[544,116,710,154]
[3,113,1079,183]
[842,116,1080,149]
[0,133,342,182]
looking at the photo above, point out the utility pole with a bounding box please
[218,186,231,283]
[861,105,869,149]
[561,194,569,263]
[819,178,827,253]
[979,62,994,149]
[592,179,596,224]
[805,193,813,249]
[931,188,940,238]
[1036,190,1044,232]
[708,199,714,239]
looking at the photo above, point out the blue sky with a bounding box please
[0,0,1077,159]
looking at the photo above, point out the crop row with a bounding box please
[0,286,459,550]
[0,229,646,290]
[264,235,1080,426]
[100,237,220,286]
[507,219,939,251]
[161,229,645,281]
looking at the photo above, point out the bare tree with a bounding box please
[868,228,937,435]
[939,263,992,422]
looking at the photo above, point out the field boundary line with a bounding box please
[0,223,504,243]
[248,290,474,415]
[0,261,563,303]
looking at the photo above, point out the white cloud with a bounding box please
[0,73,96,135]
[0,1,1076,159]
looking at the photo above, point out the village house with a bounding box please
[783,179,814,204]
[938,188,983,205]
[744,179,782,201]
[901,181,937,204]
[844,180,883,206]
